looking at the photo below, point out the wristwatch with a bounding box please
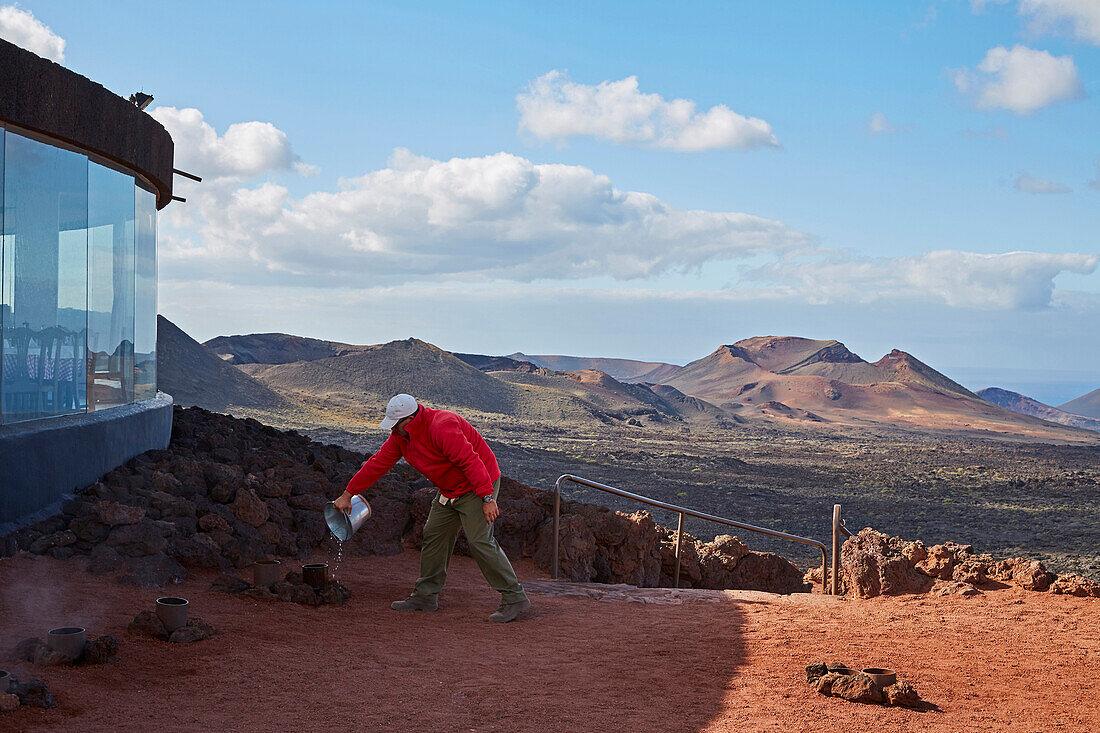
[482,495,495,503]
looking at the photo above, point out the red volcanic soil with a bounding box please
[2,551,1097,732]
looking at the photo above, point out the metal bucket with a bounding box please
[253,559,282,588]
[47,626,86,660]
[156,597,189,633]
[324,495,371,541]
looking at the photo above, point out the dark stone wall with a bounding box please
[0,39,174,209]
[0,393,174,528]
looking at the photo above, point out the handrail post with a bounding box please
[673,512,684,588]
[552,476,563,580]
[831,504,842,595]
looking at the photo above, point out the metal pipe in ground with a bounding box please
[253,559,282,588]
[302,563,329,589]
[47,627,86,660]
[156,597,189,633]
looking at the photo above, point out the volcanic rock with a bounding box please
[120,553,186,587]
[95,500,145,526]
[10,678,55,709]
[128,610,169,640]
[169,617,216,643]
[884,681,921,708]
[168,533,226,569]
[107,519,167,557]
[86,544,124,575]
[81,635,119,665]
[934,580,981,596]
[730,551,808,594]
[806,662,829,684]
[816,672,841,696]
[198,512,232,534]
[28,530,76,555]
[232,487,269,527]
[830,673,884,704]
[209,573,251,594]
[1049,575,1100,597]
[1008,559,1055,592]
[841,529,933,597]
[69,515,111,543]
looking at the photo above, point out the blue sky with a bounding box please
[4,1,1099,403]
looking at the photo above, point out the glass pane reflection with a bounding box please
[1,129,88,423]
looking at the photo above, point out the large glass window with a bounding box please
[133,185,157,401]
[87,162,135,410]
[1,129,89,423]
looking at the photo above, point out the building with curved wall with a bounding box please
[0,38,176,526]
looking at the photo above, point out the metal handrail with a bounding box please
[552,474,830,594]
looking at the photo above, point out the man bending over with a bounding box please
[334,393,531,622]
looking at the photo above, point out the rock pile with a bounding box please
[0,406,808,595]
[807,662,921,708]
[835,528,1100,599]
[2,676,55,710]
[128,612,216,643]
[14,635,118,666]
[212,570,353,606]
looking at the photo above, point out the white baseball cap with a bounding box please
[379,393,418,429]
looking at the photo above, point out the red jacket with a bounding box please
[345,405,500,499]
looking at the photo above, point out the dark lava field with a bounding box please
[309,422,1100,580]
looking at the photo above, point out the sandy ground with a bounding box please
[1,550,1097,732]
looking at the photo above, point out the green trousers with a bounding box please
[413,479,527,604]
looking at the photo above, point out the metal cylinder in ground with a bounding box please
[47,627,86,660]
[253,559,282,588]
[156,597,189,633]
[302,563,329,589]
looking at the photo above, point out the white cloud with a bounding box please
[161,146,810,285]
[0,4,64,61]
[1020,0,1100,45]
[1015,171,1071,193]
[747,250,1098,310]
[516,70,778,151]
[867,111,907,135]
[951,45,1084,114]
[150,106,313,180]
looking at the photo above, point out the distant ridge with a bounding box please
[1060,387,1100,420]
[978,387,1100,433]
[157,316,290,412]
[508,352,681,382]
[204,332,368,365]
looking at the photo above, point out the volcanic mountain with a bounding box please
[204,333,369,365]
[238,338,517,415]
[1060,387,1100,420]
[157,316,291,412]
[662,337,975,403]
[977,388,1100,433]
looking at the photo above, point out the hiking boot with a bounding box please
[391,595,438,612]
[489,598,531,623]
